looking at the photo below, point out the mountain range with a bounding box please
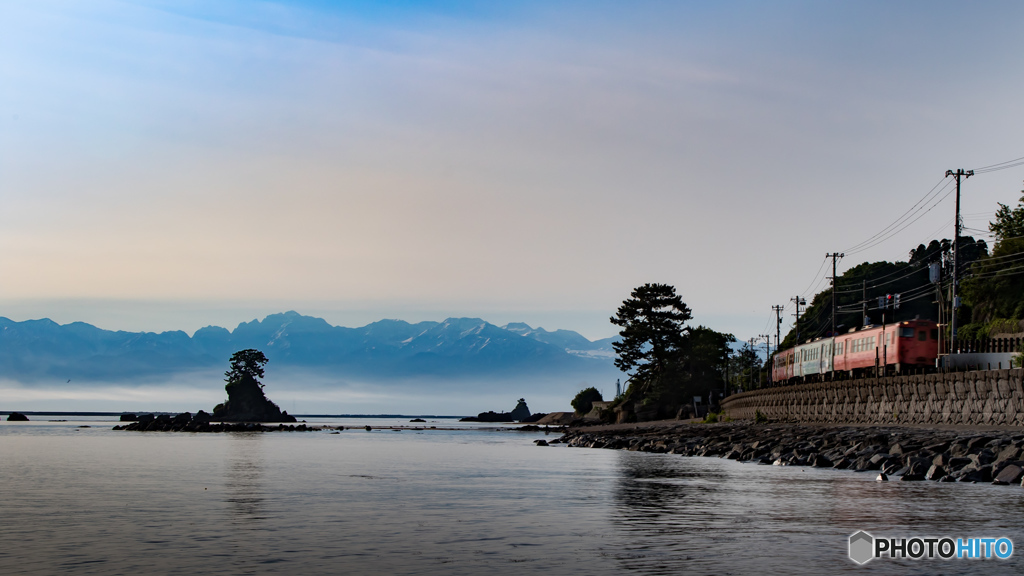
[0,311,620,384]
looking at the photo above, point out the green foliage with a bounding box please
[571,387,603,415]
[1013,342,1024,369]
[225,349,269,389]
[990,191,1024,244]
[779,237,986,349]
[703,411,719,423]
[754,409,768,424]
[609,285,735,419]
[611,283,692,382]
[961,188,1024,325]
[958,318,1023,341]
[728,341,763,392]
[689,326,736,391]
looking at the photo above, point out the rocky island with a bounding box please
[115,349,297,432]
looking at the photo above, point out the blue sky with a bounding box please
[2,0,1024,343]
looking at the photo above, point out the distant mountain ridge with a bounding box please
[0,312,619,383]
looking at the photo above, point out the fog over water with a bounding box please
[3,417,1023,575]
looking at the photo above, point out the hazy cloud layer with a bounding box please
[2,0,1023,345]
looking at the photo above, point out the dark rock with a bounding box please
[947,456,972,471]
[6,412,29,422]
[810,455,832,467]
[876,473,888,482]
[509,399,531,422]
[958,464,993,483]
[410,418,426,423]
[461,411,514,423]
[211,370,296,423]
[534,440,548,446]
[925,464,946,481]
[994,464,1024,484]
[996,445,1022,463]
[119,414,138,422]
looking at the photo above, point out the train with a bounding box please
[771,319,940,383]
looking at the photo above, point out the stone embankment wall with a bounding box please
[721,368,1024,426]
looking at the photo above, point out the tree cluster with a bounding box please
[961,189,1024,334]
[609,283,735,420]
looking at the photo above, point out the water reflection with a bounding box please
[225,433,266,525]
[607,453,731,574]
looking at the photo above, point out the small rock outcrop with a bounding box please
[509,399,531,421]
[460,399,533,423]
[7,412,29,421]
[211,349,296,423]
[114,410,313,433]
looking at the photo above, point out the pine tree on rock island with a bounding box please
[212,349,296,423]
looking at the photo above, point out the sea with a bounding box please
[2,415,1024,575]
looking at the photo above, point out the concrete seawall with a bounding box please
[720,368,1024,427]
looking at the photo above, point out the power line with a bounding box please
[973,154,1024,174]
[845,180,957,256]
[841,176,952,254]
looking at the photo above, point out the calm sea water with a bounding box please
[2,416,1024,575]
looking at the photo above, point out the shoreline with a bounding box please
[555,420,1024,485]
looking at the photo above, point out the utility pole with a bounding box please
[862,279,868,326]
[748,337,757,389]
[760,334,771,387]
[791,296,806,343]
[826,252,844,337]
[772,305,784,352]
[946,168,973,355]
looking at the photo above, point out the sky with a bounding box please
[2,0,1024,346]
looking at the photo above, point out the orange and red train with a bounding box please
[771,320,940,383]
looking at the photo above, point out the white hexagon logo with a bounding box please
[849,531,874,565]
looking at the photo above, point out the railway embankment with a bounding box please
[721,368,1024,427]
[555,421,1024,485]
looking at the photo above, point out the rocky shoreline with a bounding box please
[555,421,1024,485]
[114,412,317,432]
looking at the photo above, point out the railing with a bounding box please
[952,336,1024,355]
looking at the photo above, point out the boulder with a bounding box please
[925,464,946,481]
[119,414,138,422]
[993,464,1024,485]
[6,412,29,422]
[957,464,993,483]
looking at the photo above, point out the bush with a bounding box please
[754,409,768,424]
[571,387,603,415]
[703,411,719,424]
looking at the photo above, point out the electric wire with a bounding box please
[973,154,1024,174]
[841,176,952,254]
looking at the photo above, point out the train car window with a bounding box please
[918,330,927,341]
[900,327,915,338]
